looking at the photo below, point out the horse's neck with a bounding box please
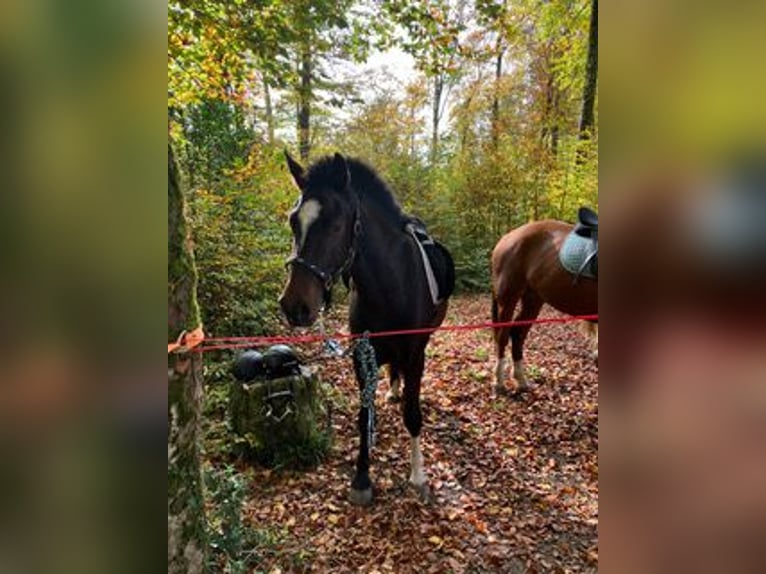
[350,203,410,302]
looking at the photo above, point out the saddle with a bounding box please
[574,206,598,238]
[559,206,598,280]
[405,217,455,304]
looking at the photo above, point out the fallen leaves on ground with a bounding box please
[207,294,598,573]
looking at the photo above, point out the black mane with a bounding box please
[306,156,407,226]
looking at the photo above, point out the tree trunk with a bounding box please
[491,48,503,149]
[297,44,312,162]
[551,86,560,157]
[431,74,443,165]
[459,95,473,152]
[578,0,598,143]
[409,104,417,158]
[541,69,560,157]
[168,142,207,574]
[263,75,275,146]
[491,22,505,149]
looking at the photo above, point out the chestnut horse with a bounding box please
[491,216,598,394]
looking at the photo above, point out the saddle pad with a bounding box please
[559,230,598,280]
[423,240,455,301]
[405,222,454,304]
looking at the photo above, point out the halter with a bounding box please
[285,203,362,306]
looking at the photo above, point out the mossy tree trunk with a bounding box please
[297,42,312,162]
[168,142,207,574]
[577,0,598,164]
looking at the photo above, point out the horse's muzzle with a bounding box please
[279,295,317,327]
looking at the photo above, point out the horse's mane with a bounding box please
[307,156,407,226]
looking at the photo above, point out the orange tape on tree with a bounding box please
[168,326,205,354]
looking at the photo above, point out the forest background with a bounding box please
[168,0,598,339]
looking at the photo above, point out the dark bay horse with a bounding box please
[491,218,598,394]
[278,152,454,505]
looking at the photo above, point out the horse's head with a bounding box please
[279,151,359,327]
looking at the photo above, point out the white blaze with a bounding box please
[296,199,321,248]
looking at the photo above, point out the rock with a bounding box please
[228,366,331,468]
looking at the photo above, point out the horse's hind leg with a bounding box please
[386,364,401,403]
[493,292,520,394]
[581,321,598,362]
[401,352,429,500]
[510,289,544,391]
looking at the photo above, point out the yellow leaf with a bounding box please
[428,535,443,546]
[328,514,340,525]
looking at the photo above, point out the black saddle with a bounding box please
[574,206,598,238]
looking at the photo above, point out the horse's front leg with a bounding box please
[510,290,544,392]
[402,353,429,500]
[349,353,374,506]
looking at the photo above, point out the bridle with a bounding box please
[285,200,362,306]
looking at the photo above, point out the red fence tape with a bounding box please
[188,314,598,354]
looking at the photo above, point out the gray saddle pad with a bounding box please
[560,231,598,280]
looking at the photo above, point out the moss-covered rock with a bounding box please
[229,367,331,469]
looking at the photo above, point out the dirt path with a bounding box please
[207,293,598,573]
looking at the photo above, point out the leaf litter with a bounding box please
[206,294,598,573]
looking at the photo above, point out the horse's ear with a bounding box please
[285,149,306,190]
[332,152,350,191]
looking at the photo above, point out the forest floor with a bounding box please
[203,293,598,573]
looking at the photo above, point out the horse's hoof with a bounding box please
[349,487,373,507]
[494,384,510,397]
[385,391,402,404]
[515,376,536,390]
[410,482,432,504]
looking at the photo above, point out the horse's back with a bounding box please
[492,220,572,275]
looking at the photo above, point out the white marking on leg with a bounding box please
[581,321,599,360]
[592,324,599,360]
[296,199,321,248]
[513,360,529,389]
[409,436,426,486]
[494,357,506,390]
[385,377,401,402]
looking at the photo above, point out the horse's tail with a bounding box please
[491,293,499,324]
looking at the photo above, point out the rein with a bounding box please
[285,201,362,307]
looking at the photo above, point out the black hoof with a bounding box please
[494,385,511,397]
[349,487,373,506]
